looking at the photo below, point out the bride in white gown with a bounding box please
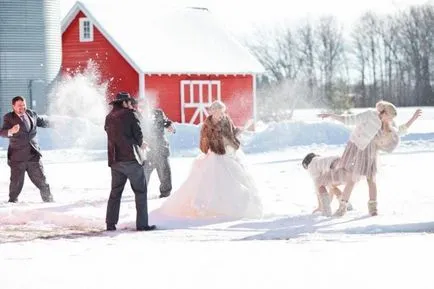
[157,101,263,219]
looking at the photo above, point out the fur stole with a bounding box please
[200,115,241,154]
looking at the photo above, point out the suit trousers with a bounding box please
[8,159,52,202]
[106,161,149,229]
[144,152,172,197]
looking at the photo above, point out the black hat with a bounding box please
[109,92,133,104]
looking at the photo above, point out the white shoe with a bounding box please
[319,193,332,217]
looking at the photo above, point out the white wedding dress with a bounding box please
[157,145,263,219]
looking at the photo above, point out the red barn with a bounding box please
[61,1,264,126]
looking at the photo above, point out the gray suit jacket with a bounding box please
[0,110,49,162]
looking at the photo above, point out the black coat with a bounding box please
[0,110,49,162]
[104,107,145,167]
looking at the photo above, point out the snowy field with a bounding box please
[1,107,433,289]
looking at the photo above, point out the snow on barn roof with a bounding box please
[61,1,265,75]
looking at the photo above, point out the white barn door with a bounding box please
[180,80,221,124]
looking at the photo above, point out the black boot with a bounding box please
[137,225,157,231]
[106,224,117,231]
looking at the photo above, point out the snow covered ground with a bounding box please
[0,107,433,289]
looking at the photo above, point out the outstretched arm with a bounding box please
[155,109,175,133]
[318,110,375,126]
[317,113,345,123]
[228,116,242,136]
[397,108,422,136]
[36,113,50,128]
[234,119,254,136]
[155,110,172,128]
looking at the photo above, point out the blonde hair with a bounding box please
[376,100,397,117]
[208,100,226,113]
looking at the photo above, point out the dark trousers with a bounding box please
[8,159,52,202]
[144,154,172,197]
[106,161,149,229]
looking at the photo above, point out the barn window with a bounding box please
[79,18,94,42]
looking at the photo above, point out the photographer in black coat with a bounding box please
[104,92,156,231]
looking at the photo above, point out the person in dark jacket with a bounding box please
[145,108,175,198]
[104,92,156,231]
[0,96,53,203]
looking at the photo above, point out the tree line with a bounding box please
[247,3,434,120]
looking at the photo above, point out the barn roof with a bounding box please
[61,1,265,75]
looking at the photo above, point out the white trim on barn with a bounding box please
[79,17,94,42]
[180,80,221,124]
[139,72,145,99]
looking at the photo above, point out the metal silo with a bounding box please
[0,0,61,120]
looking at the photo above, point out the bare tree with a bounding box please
[246,2,434,116]
[351,18,369,106]
[419,5,434,105]
[248,26,300,83]
[396,4,434,105]
[378,15,398,102]
[296,20,318,101]
[360,12,383,103]
[315,16,347,107]
[247,26,303,119]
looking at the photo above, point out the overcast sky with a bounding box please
[61,0,432,36]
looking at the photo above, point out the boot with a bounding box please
[335,192,353,211]
[137,225,157,231]
[106,224,116,231]
[334,200,348,217]
[319,193,332,217]
[368,200,378,216]
[42,195,54,203]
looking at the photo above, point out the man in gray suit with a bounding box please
[129,99,174,198]
[104,92,156,232]
[145,108,175,198]
[0,96,53,203]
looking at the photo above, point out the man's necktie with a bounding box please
[20,115,30,131]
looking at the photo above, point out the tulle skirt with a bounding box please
[157,147,263,219]
[337,140,378,181]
